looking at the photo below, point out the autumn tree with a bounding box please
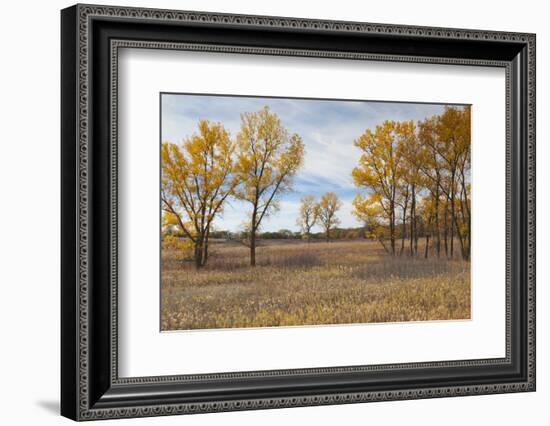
[352,107,470,260]
[416,116,444,257]
[352,193,389,253]
[297,195,319,242]
[401,125,424,256]
[438,106,471,260]
[352,120,412,255]
[417,106,471,260]
[317,192,342,242]
[234,106,305,266]
[161,120,239,269]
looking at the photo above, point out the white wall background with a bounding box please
[0,0,546,424]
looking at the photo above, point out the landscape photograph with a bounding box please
[160,93,471,331]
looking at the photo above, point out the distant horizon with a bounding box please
[161,93,464,233]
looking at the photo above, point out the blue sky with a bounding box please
[161,94,457,233]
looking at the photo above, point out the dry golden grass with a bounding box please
[161,239,470,330]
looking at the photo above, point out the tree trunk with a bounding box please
[413,216,418,256]
[465,201,471,261]
[203,228,210,266]
[409,185,416,256]
[400,216,406,256]
[457,184,471,261]
[202,242,208,266]
[401,188,408,256]
[443,200,449,258]
[378,237,390,254]
[465,219,471,260]
[449,218,454,259]
[250,206,258,266]
[429,217,436,259]
[434,190,441,257]
[452,211,468,261]
[194,239,204,269]
[449,170,456,259]
[389,200,396,255]
[250,231,256,266]
[424,234,430,259]
[459,163,471,261]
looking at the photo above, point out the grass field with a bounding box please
[161,239,470,331]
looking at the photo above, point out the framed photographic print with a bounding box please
[61,4,536,421]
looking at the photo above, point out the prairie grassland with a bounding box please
[161,239,470,331]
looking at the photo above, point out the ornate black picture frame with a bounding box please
[61,4,536,421]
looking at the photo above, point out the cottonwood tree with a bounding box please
[437,106,471,260]
[400,124,424,256]
[351,107,471,260]
[317,192,342,242]
[417,107,471,260]
[352,192,389,252]
[297,195,319,242]
[161,120,239,269]
[416,116,444,257]
[352,120,412,255]
[234,106,304,266]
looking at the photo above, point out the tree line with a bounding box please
[169,225,369,242]
[162,104,471,269]
[351,106,471,260]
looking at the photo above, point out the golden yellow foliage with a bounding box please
[233,106,305,265]
[161,120,239,268]
[352,120,414,254]
[296,195,319,240]
[317,192,342,242]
